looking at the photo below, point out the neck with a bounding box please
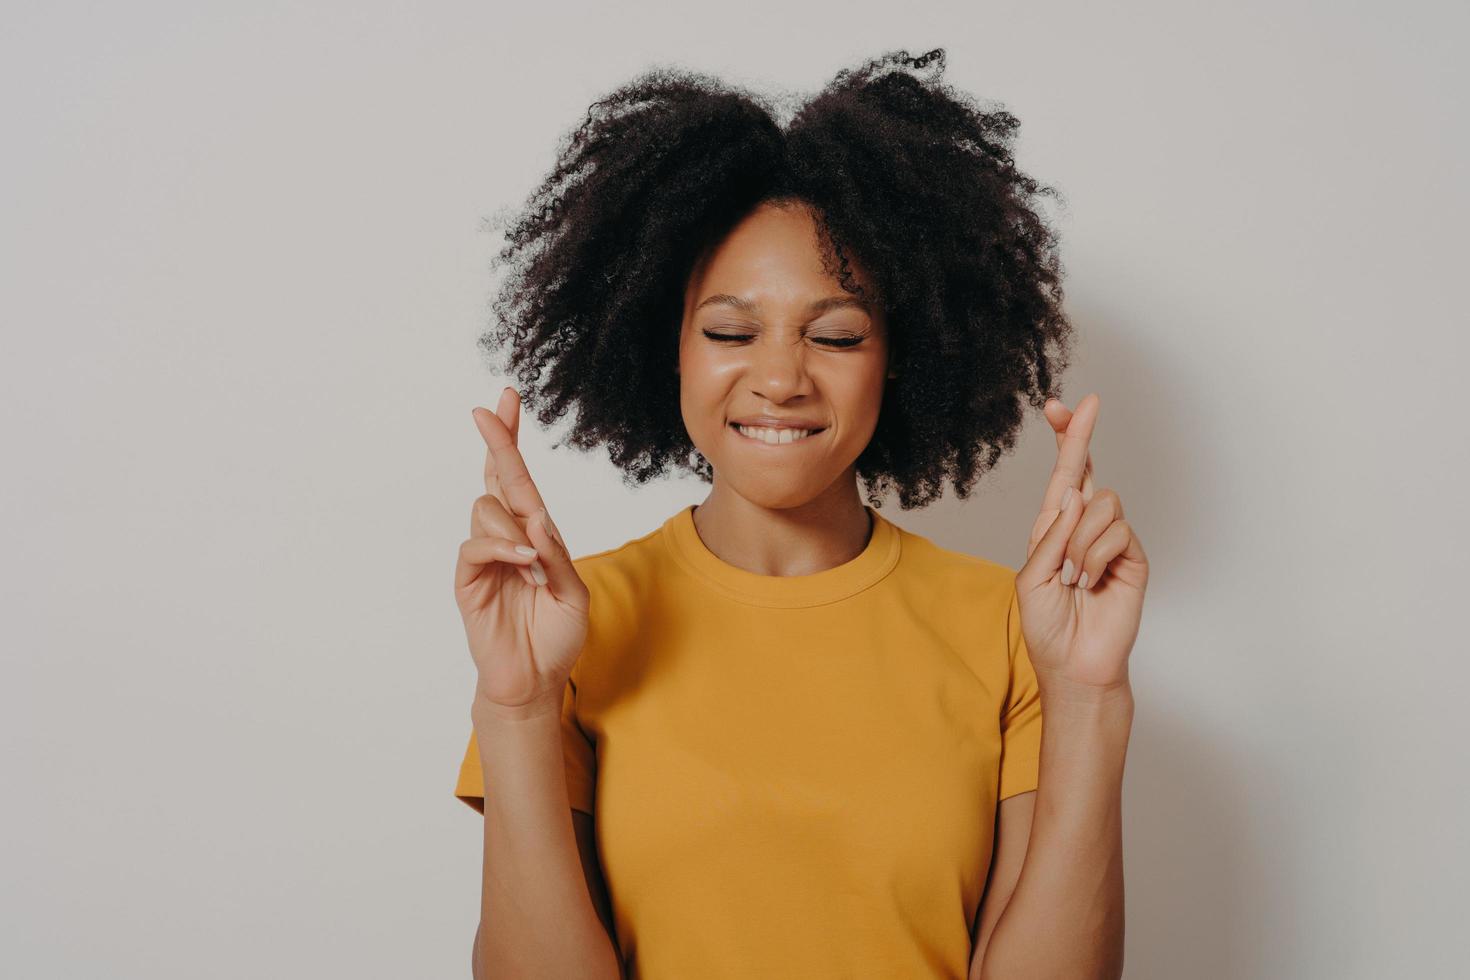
[691,477,873,578]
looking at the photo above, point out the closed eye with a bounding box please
[702,329,865,348]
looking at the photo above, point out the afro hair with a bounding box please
[478,47,1075,510]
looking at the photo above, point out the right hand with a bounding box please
[454,386,590,719]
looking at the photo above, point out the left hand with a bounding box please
[1017,393,1149,699]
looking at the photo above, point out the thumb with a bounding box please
[1019,486,1082,592]
[525,505,584,601]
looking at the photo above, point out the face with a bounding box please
[677,200,892,510]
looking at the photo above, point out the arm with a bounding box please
[471,701,623,980]
[969,682,1133,980]
[968,790,1035,971]
[472,811,623,980]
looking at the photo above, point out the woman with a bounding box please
[452,48,1147,980]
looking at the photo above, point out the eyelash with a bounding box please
[702,329,864,349]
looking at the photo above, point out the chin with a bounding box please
[708,468,834,511]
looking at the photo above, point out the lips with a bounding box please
[728,421,826,446]
[728,416,827,429]
[727,421,827,431]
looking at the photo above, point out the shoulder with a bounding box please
[888,519,1020,609]
[569,519,668,600]
[881,520,1025,682]
[562,520,671,678]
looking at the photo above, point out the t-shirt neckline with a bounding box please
[660,503,901,608]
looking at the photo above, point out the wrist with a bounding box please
[1036,673,1135,764]
[471,690,563,728]
[1035,669,1135,712]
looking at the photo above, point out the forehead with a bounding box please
[683,202,877,315]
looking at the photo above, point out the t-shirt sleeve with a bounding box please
[997,579,1045,801]
[453,669,598,815]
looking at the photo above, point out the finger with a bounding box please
[479,386,522,502]
[1044,398,1095,497]
[471,492,546,588]
[1043,396,1098,503]
[500,385,520,446]
[1059,489,1122,586]
[1020,483,1085,591]
[479,387,519,502]
[472,403,548,521]
[1040,392,1099,513]
[454,535,541,590]
[1027,396,1099,558]
[524,505,588,605]
[1076,519,1133,591]
[1026,505,1062,561]
[480,416,499,501]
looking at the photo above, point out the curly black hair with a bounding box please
[478,47,1074,510]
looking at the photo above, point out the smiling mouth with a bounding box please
[728,422,826,446]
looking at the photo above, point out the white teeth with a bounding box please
[735,424,817,445]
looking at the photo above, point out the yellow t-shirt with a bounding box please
[455,503,1044,979]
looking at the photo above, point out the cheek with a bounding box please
[677,349,737,431]
[821,362,888,427]
[680,350,742,400]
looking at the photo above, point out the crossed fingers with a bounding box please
[474,387,547,521]
[471,387,550,587]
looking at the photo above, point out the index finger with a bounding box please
[1040,392,1099,512]
[1044,397,1096,501]
[472,403,547,520]
[481,386,521,499]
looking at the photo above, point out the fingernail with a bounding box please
[514,545,537,557]
[1061,558,1075,585]
[1077,570,1089,590]
[530,560,547,586]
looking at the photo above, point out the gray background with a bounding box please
[3,2,1465,977]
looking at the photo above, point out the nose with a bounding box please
[748,335,813,403]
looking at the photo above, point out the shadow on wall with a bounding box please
[892,307,1280,977]
[1123,699,1274,978]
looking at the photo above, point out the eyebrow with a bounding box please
[694,293,871,317]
